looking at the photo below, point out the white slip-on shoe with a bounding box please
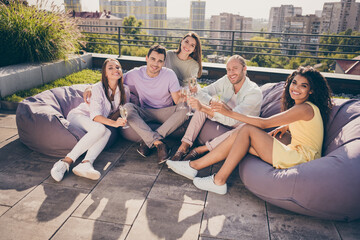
[166,160,198,180]
[193,174,227,195]
[51,159,70,182]
[72,161,101,180]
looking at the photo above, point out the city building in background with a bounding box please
[69,10,122,34]
[282,14,321,55]
[64,0,82,12]
[189,0,206,37]
[268,5,302,33]
[209,12,253,51]
[99,0,167,35]
[320,0,360,33]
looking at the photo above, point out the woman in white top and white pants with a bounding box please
[51,58,129,182]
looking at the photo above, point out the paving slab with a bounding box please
[0,138,32,159]
[0,128,17,143]
[104,138,133,154]
[0,183,88,240]
[200,184,268,240]
[0,205,10,216]
[267,203,340,240]
[52,216,130,240]
[0,146,34,171]
[335,219,360,240]
[0,113,16,128]
[1,153,54,177]
[73,170,156,225]
[149,164,209,205]
[126,198,203,240]
[112,144,163,176]
[0,172,45,206]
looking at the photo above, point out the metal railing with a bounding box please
[79,25,360,63]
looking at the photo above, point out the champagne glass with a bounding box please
[188,77,197,95]
[178,87,187,109]
[119,105,129,129]
[211,94,221,105]
[186,88,194,116]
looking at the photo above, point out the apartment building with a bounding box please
[210,13,253,51]
[99,0,167,36]
[70,11,122,34]
[283,14,321,55]
[189,0,206,37]
[64,0,81,12]
[321,0,360,33]
[268,5,302,33]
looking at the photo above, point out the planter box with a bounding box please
[0,53,92,99]
[0,100,19,111]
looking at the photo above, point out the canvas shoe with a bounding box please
[72,161,101,180]
[193,174,227,195]
[51,159,70,182]
[166,160,198,180]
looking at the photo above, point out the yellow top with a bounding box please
[272,101,324,169]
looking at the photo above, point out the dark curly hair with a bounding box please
[101,58,126,110]
[281,66,333,126]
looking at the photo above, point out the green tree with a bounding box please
[123,15,144,36]
[82,33,118,55]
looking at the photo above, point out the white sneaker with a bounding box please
[193,174,227,195]
[51,159,70,182]
[72,161,101,180]
[166,160,198,180]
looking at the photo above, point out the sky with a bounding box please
[28,0,347,19]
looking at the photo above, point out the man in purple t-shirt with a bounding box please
[123,45,188,164]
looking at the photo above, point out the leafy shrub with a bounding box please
[0,0,83,67]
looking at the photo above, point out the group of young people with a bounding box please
[50,31,333,195]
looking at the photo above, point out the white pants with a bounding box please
[66,113,111,164]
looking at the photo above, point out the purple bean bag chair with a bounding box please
[237,82,360,221]
[16,84,118,157]
[196,82,360,221]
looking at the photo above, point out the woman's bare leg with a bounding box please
[190,130,239,170]
[214,125,275,185]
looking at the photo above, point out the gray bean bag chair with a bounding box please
[16,84,118,157]
[240,82,360,221]
[197,82,360,221]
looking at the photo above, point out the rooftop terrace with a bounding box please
[0,107,360,239]
[0,53,360,239]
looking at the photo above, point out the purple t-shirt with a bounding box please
[124,66,180,109]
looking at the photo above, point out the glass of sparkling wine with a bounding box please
[189,77,197,95]
[186,88,194,116]
[119,105,129,129]
[211,94,221,105]
[179,87,187,109]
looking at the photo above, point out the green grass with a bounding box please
[4,69,101,102]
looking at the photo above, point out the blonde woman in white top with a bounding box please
[50,59,129,182]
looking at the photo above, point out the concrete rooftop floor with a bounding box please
[0,109,360,240]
